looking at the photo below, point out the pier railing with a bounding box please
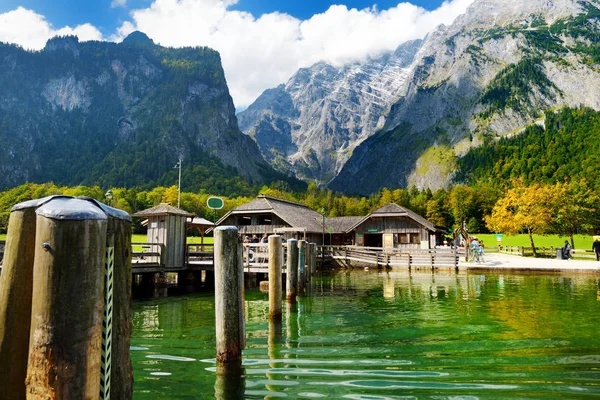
[131,242,163,267]
[501,246,598,259]
[325,245,462,269]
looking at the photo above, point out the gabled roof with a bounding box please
[133,203,194,218]
[214,195,324,233]
[347,203,436,232]
[186,217,214,227]
[325,216,364,233]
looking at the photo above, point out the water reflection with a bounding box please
[131,271,600,399]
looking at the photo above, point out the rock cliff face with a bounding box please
[237,40,423,184]
[241,0,600,195]
[331,0,600,194]
[0,31,291,191]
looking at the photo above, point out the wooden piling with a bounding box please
[286,239,299,303]
[26,198,107,399]
[310,243,317,274]
[268,235,282,321]
[214,226,244,363]
[0,201,40,400]
[298,240,306,292]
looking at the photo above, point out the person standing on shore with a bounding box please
[592,237,600,261]
[562,240,571,260]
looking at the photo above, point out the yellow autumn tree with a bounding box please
[485,181,556,257]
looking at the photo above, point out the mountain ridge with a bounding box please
[0,32,300,195]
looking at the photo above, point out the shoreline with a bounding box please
[457,252,600,273]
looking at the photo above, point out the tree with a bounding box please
[551,180,599,248]
[485,181,555,256]
[449,185,476,229]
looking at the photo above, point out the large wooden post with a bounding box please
[26,198,107,399]
[285,239,298,303]
[298,240,306,292]
[214,226,244,364]
[0,197,50,400]
[305,243,313,279]
[310,243,317,274]
[268,235,282,321]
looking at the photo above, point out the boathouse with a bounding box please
[133,203,194,269]
[213,195,326,243]
[344,203,439,249]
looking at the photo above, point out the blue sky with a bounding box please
[0,0,448,37]
[0,0,472,107]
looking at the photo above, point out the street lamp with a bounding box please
[105,189,113,207]
[174,157,182,208]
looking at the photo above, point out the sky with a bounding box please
[0,0,475,108]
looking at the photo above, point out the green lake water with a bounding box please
[131,271,600,398]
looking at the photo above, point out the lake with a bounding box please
[131,270,600,398]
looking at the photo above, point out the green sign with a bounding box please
[367,229,379,233]
[494,234,504,241]
[328,227,334,233]
[207,196,224,210]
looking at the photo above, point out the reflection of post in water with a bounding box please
[214,361,245,400]
[285,302,299,352]
[383,274,395,298]
[266,319,283,394]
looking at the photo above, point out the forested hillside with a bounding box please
[455,107,600,187]
[0,32,300,194]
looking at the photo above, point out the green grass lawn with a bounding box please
[474,233,594,249]
[131,234,213,244]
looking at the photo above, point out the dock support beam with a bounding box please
[214,226,244,364]
[0,203,38,400]
[26,198,107,399]
[298,240,306,292]
[268,235,282,321]
[286,239,299,303]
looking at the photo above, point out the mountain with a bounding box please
[241,0,600,195]
[331,0,600,194]
[0,31,299,195]
[237,39,423,185]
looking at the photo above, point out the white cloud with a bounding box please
[0,1,475,108]
[0,7,102,50]
[111,0,128,8]
[117,0,475,107]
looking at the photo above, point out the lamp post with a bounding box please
[174,157,182,208]
[105,189,113,207]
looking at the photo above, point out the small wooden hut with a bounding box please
[134,203,193,269]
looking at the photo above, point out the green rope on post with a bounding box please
[100,246,114,400]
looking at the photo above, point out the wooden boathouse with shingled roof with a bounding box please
[213,195,326,243]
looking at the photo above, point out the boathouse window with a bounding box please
[257,215,272,225]
[399,234,409,244]
[410,233,420,244]
[238,216,252,226]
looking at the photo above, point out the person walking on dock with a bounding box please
[592,237,600,261]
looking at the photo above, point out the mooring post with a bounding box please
[0,197,51,400]
[310,243,317,274]
[286,239,299,303]
[26,198,107,398]
[214,226,244,364]
[305,243,312,279]
[298,240,306,292]
[268,235,283,321]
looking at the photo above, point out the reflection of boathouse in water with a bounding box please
[213,195,441,249]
